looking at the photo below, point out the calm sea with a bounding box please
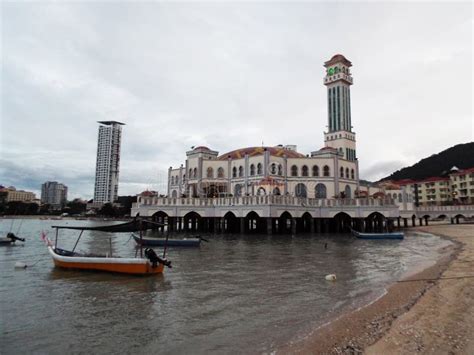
[0,219,450,354]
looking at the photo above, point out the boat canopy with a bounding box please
[51,219,165,233]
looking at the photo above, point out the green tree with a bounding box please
[99,203,118,217]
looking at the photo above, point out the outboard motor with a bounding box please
[144,248,172,268]
[7,233,25,242]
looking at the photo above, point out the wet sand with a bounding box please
[282,224,474,354]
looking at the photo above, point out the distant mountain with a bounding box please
[381,142,474,182]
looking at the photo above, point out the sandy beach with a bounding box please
[282,224,474,354]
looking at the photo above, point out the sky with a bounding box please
[1,1,472,200]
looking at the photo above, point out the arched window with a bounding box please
[398,193,402,202]
[273,187,281,195]
[345,168,349,178]
[257,163,263,175]
[238,166,244,177]
[171,176,174,185]
[183,174,186,182]
[271,163,276,174]
[312,165,319,177]
[175,176,179,184]
[257,187,266,196]
[250,164,255,176]
[291,165,298,177]
[340,167,344,178]
[232,167,237,178]
[295,183,307,198]
[315,183,327,198]
[206,167,213,178]
[351,169,355,180]
[234,184,242,197]
[344,185,351,199]
[323,165,330,177]
[171,190,178,198]
[193,168,197,178]
[189,168,192,179]
[278,164,283,175]
[217,167,224,178]
[302,165,309,177]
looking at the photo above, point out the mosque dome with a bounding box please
[217,146,305,160]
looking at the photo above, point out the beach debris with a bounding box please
[325,274,337,281]
[14,261,27,269]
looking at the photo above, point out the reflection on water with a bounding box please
[0,219,451,354]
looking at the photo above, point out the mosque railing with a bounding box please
[133,196,396,209]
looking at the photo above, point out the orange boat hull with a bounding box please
[52,258,164,274]
[48,247,164,275]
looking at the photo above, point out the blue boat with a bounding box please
[132,233,202,247]
[351,228,404,240]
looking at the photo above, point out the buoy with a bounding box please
[14,262,27,269]
[325,274,337,281]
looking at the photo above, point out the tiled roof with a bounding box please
[324,54,352,67]
[258,177,284,186]
[451,167,474,176]
[217,146,305,160]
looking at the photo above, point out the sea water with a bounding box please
[0,219,451,354]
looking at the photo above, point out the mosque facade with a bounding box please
[167,54,359,200]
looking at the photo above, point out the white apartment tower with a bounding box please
[323,54,356,162]
[93,121,125,204]
[41,181,68,209]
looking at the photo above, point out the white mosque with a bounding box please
[167,54,359,200]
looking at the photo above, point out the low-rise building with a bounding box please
[450,167,474,204]
[0,186,37,202]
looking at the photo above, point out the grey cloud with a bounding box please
[1,2,472,199]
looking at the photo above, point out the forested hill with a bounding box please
[381,142,474,182]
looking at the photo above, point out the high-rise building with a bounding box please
[93,121,125,204]
[323,54,356,162]
[41,181,68,209]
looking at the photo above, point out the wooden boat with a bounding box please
[47,245,167,274]
[44,219,172,275]
[351,228,404,240]
[0,233,25,246]
[132,233,202,247]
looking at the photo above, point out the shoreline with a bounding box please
[281,224,473,354]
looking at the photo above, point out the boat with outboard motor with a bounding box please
[43,219,172,275]
[351,228,404,240]
[0,232,25,246]
[132,233,205,247]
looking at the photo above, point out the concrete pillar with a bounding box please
[240,217,245,233]
[456,216,460,224]
[451,217,454,224]
[419,218,423,226]
[403,218,408,228]
[266,217,273,235]
[291,218,297,235]
[397,217,401,228]
[169,217,174,232]
[424,216,429,226]
[220,217,225,233]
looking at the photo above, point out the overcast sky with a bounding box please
[1,1,472,200]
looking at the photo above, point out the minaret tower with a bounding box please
[323,54,357,161]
